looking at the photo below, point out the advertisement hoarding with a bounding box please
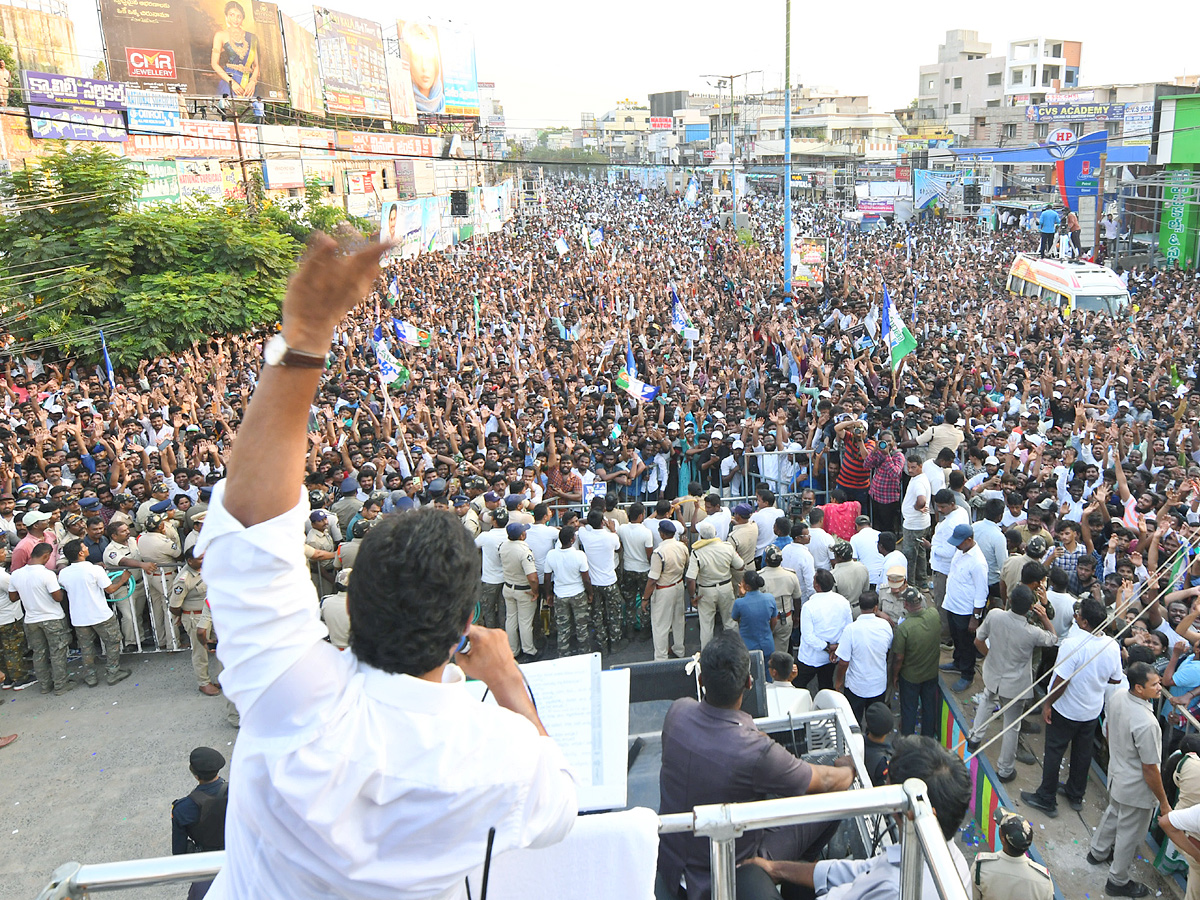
[792,236,827,287]
[133,159,182,206]
[29,106,126,142]
[176,157,224,200]
[125,88,182,134]
[334,130,435,158]
[434,21,479,116]
[396,19,443,115]
[22,71,127,110]
[262,158,305,189]
[650,117,672,131]
[125,119,259,157]
[280,12,323,116]
[1046,90,1095,105]
[1160,168,1199,266]
[1025,102,1125,123]
[857,198,894,214]
[1122,101,1154,148]
[98,0,287,99]
[314,7,391,118]
[0,4,81,75]
[385,53,419,126]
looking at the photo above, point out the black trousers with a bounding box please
[794,661,836,694]
[899,676,940,737]
[872,499,901,536]
[1039,231,1056,257]
[946,611,977,679]
[1032,708,1098,807]
[845,686,887,724]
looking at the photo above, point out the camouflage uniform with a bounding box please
[0,620,28,681]
[592,583,624,648]
[619,567,648,637]
[554,591,590,654]
[25,617,71,694]
[74,616,124,685]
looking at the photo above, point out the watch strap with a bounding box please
[279,346,328,368]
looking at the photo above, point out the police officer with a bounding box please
[171,549,218,696]
[104,520,152,651]
[727,503,759,573]
[136,481,172,529]
[138,513,182,650]
[499,521,540,661]
[453,494,481,537]
[109,492,138,535]
[172,746,229,900]
[972,808,1053,900]
[686,519,745,649]
[759,545,801,654]
[643,520,690,661]
[335,519,370,571]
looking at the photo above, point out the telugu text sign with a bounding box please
[125,119,260,157]
[22,71,127,110]
[29,106,127,142]
[334,130,435,158]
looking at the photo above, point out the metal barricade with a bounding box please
[34,778,967,900]
[741,447,828,507]
[109,565,185,653]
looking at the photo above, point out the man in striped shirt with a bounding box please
[834,419,874,513]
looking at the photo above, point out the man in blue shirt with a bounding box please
[1038,206,1061,258]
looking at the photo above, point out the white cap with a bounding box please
[713,411,725,419]
[668,421,680,430]
[732,439,745,449]
[711,430,724,441]
[786,441,803,453]
[1052,391,1062,399]
[1005,383,1018,391]
[985,456,1000,466]
[904,395,923,408]
[1025,433,1044,447]
[1116,375,1128,385]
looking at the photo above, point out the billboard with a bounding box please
[133,160,182,206]
[98,0,287,99]
[650,117,672,131]
[396,19,443,115]
[385,53,419,126]
[176,158,224,200]
[1025,102,1125,123]
[29,106,126,142]
[22,71,127,110]
[314,7,391,118]
[125,119,259,157]
[262,158,305,189]
[1123,101,1154,148]
[280,12,323,116]
[434,21,479,117]
[125,89,181,134]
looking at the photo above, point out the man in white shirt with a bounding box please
[523,503,559,589]
[751,491,784,562]
[544,525,592,656]
[941,524,989,693]
[929,489,969,615]
[1022,597,1122,818]
[617,503,654,638]
[58,538,134,687]
[795,569,852,692]
[849,516,885,587]
[703,493,731,541]
[900,452,932,588]
[196,240,577,900]
[474,507,509,629]
[11,542,70,695]
[780,522,816,606]
[834,592,894,721]
[0,545,34,689]
[577,510,624,650]
[806,507,836,571]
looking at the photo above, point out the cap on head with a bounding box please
[763,545,783,567]
[658,519,677,535]
[899,586,922,606]
[833,539,854,561]
[1026,535,1048,558]
[864,702,894,738]
[189,746,225,778]
[150,498,172,513]
[340,477,359,495]
[947,524,974,547]
[504,494,524,509]
[309,510,328,523]
[506,522,530,539]
[733,502,754,518]
[451,494,469,507]
[22,510,50,526]
[994,807,1034,852]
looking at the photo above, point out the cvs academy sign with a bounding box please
[126,48,176,80]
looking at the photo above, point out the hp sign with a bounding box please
[1046,129,1077,160]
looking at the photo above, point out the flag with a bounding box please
[456,335,462,372]
[590,227,604,247]
[376,341,406,384]
[473,295,480,335]
[616,369,658,402]
[394,321,431,347]
[626,340,637,380]
[669,286,689,334]
[387,277,399,306]
[912,285,918,324]
[554,237,569,256]
[99,329,115,388]
[372,323,383,343]
[881,285,917,373]
[598,339,616,367]
[1171,364,1183,388]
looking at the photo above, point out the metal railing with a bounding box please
[34,779,966,900]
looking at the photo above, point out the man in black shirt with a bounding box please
[171,746,229,899]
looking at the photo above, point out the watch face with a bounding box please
[265,334,286,366]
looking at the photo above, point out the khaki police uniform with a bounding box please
[138,530,181,649]
[727,521,759,573]
[971,852,1053,900]
[194,606,239,727]
[648,537,690,661]
[686,538,744,648]
[104,537,147,646]
[110,508,136,535]
[334,538,363,571]
[499,538,539,657]
[170,565,212,686]
[760,565,802,654]
[460,508,481,538]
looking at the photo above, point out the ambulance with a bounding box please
[1006,253,1131,316]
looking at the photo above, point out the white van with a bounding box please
[1006,253,1130,316]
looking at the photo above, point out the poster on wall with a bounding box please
[176,157,224,200]
[29,106,127,142]
[313,7,391,118]
[125,88,181,134]
[97,0,286,99]
[22,71,127,110]
[133,159,182,206]
[396,19,443,115]
[280,11,323,116]
[385,53,418,125]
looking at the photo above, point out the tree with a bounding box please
[0,146,301,366]
[0,42,19,106]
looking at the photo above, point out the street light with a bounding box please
[702,69,761,226]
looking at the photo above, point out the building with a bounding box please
[752,90,900,165]
[597,100,650,161]
[917,30,1007,134]
[1154,93,1200,265]
[1004,37,1081,104]
[477,82,506,160]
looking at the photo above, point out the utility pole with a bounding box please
[1094,150,1107,253]
[703,69,760,230]
[783,0,792,295]
[231,102,252,210]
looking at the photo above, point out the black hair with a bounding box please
[348,508,478,677]
[605,492,620,511]
[558,524,577,547]
[688,481,702,497]
[933,489,955,506]
[586,509,604,529]
[859,590,879,612]
[30,541,52,560]
[791,522,809,540]
[814,569,835,592]
[533,502,550,521]
[768,651,794,681]
[1020,561,1047,585]
[743,570,765,591]
[830,488,847,503]
[888,735,971,839]
[983,498,1005,522]
[699,630,750,708]
[877,531,897,552]
[774,517,790,536]
[1127,660,1157,691]
[62,539,84,562]
[1079,596,1105,629]
[809,507,824,526]
[628,502,646,521]
[1048,566,1069,590]
[1008,584,1035,616]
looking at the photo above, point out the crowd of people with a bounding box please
[3,176,1200,896]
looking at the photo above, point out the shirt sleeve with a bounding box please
[195,481,333,716]
[1167,804,1200,834]
[813,856,877,893]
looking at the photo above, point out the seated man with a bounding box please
[197,238,577,899]
[740,735,971,899]
[658,630,855,900]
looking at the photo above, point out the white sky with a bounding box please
[62,0,1200,129]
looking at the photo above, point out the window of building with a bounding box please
[1011,69,1024,85]
[953,77,962,89]
[952,103,962,114]
[1107,122,1120,137]
[986,99,1000,108]
[944,78,950,85]
[988,72,1002,86]
[1051,43,1063,57]
[1004,123,1017,139]
[1036,123,1049,138]
[926,79,935,92]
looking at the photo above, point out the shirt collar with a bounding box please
[698,700,754,726]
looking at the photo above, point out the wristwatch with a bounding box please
[264,333,327,369]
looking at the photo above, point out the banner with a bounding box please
[29,106,126,142]
[335,130,435,158]
[125,119,259,158]
[1123,101,1154,148]
[261,158,304,189]
[125,89,181,134]
[98,0,287,99]
[133,160,182,206]
[792,236,828,287]
[176,158,224,200]
[856,198,894,214]
[385,53,419,125]
[22,71,127,110]
[434,21,479,117]
[913,170,957,209]
[1052,131,1106,212]
[314,7,391,118]
[1161,169,1199,266]
[1025,102,1125,123]
[280,12,323,116]
[396,19,444,115]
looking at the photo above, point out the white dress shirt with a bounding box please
[849,527,885,585]
[780,542,816,603]
[577,526,620,586]
[524,523,559,577]
[929,507,969,575]
[941,545,988,616]
[617,521,654,573]
[475,529,507,585]
[1052,625,1123,721]
[814,839,970,900]
[797,590,852,667]
[58,560,115,627]
[706,507,732,541]
[835,613,894,696]
[751,507,784,554]
[197,483,577,900]
[807,527,836,571]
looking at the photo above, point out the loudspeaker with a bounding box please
[450,189,468,216]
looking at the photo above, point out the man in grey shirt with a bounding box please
[1087,662,1171,898]
[967,585,1056,781]
[972,498,1009,602]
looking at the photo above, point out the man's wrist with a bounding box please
[281,323,335,358]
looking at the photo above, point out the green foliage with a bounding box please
[0,147,301,367]
[0,43,17,106]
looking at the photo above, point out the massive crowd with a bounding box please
[3,175,1200,898]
